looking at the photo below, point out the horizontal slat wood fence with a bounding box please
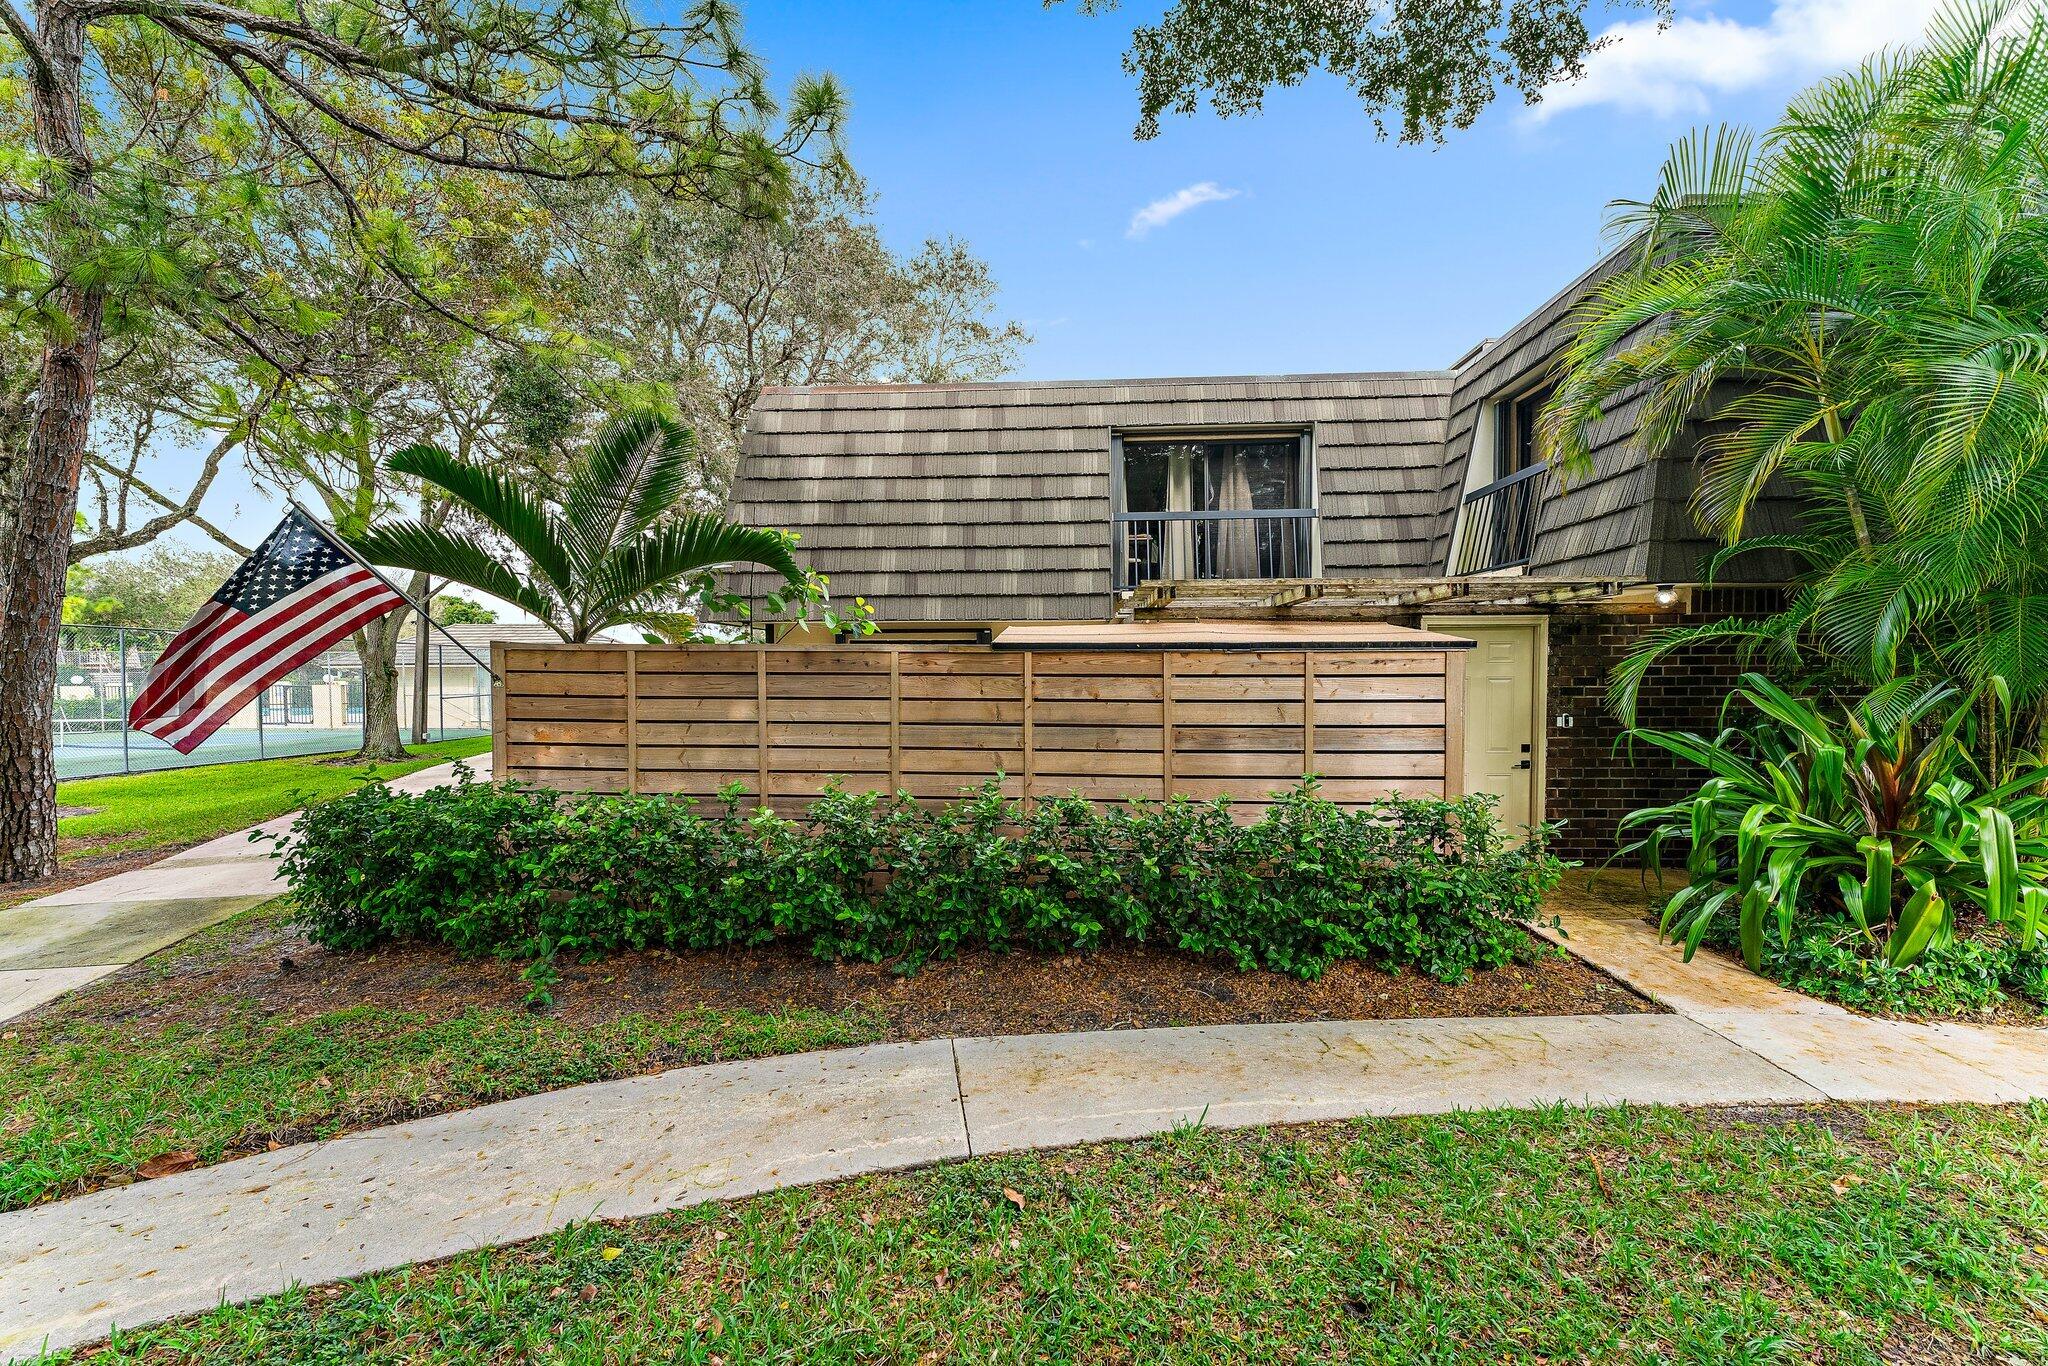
[493,644,1466,813]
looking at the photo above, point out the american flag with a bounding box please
[128,509,409,754]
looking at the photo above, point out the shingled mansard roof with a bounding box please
[726,245,1779,622]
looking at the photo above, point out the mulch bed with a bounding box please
[42,908,1658,1039]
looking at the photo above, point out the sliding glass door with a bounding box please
[1116,436,1311,587]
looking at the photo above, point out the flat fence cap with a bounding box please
[991,621,1475,652]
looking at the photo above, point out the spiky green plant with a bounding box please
[351,411,804,642]
[1620,674,2048,970]
[1541,0,2048,738]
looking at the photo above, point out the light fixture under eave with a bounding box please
[1654,584,1678,607]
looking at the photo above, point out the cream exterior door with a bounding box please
[1427,619,1541,831]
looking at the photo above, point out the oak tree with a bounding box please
[1063,0,1670,143]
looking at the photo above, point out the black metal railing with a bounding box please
[1450,464,1545,575]
[1114,509,1316,590]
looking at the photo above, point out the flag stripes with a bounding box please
[128,511,409,754]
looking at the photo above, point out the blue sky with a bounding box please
[146,0,1944,554]
[738,0,1944,379]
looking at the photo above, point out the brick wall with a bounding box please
[1542,588,1781,864]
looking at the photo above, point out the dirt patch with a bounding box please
[37,907,1659,1039]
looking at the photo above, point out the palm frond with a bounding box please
[559,412,697,575]
[350,522,562,630]
[581,514,802,635]
[387,444,575,593]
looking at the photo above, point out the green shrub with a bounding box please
[276,770,1566,984]
[1705,916,2048,1018]
[1618,674,2048,975]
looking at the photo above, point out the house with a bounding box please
[728,249,1786,860]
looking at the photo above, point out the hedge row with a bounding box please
[276,769,1566,984]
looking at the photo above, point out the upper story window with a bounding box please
[1495,380,1555,480]
[1114,434,1316,589]
[1451,381,1554,576]
[1120,437,1308,516]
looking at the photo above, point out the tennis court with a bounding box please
[54,625,490,781]
[54,724,379,780]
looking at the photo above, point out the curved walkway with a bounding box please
[0,758,484,1024]
[6,810,2048,1359]
[0,1014,1813,1360]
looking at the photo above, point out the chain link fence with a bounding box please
[55,624,492,780]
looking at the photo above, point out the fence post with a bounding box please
[755,648,769,807]
[118,627,131,774]
[490,642,507,780]
[256,682,266,759]
[1160,651,1176,801]
[1442,647,1467,798]
[887,650,901,797]
[1019,651,1033,810]
[1301,650,1316,779]
[624,648,640,794]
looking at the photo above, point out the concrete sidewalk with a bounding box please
[0,1011,1826,1360]
[1538,891,2048,1103]
[6,845,2048,1359]
[0,757,487,1024]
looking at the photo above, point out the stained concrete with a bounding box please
[1540,901,2048,1103]
[1685,1009,2042,1103]
[954,1014,1824,1154]
[0,757,485,1025]
[1539,897,1840,1017]
[0,895,277,970]
[28,861,284,907]
[0,965,118,1021]
[0,1040,968,1362]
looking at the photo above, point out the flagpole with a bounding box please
[286,500,503,683]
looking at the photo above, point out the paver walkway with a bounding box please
[5,856,2048,1359]
[0,757,487,1024]
[1538,888,2048,1103]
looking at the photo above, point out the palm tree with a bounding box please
[1540,0,2048,740]
[352,411,805,642]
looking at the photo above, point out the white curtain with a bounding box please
[1212,449,1257,578]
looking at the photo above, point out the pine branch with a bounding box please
[0,0,53,92]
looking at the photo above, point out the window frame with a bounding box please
[1493,378,1557,482]
[1109,426,1320,591]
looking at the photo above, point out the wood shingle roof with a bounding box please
[729,371,1456,622]
[727,252,1779,624]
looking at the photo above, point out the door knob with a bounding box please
[1513,759,1532,770]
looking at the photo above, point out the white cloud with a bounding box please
[1530,0,1944,122]
[1126,181,1241,239]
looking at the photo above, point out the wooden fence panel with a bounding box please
[495,642,1467,813]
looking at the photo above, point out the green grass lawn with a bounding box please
[0,906,885,1211]
[52,1103,2048,1364]
[53,735,492,861]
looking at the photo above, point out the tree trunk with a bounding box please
[0,4,103,883]
[0,315,101,881]
[352,611,412,762]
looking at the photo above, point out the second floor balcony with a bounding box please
[1114,509,1317,590]
[1450,462,1544,575]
